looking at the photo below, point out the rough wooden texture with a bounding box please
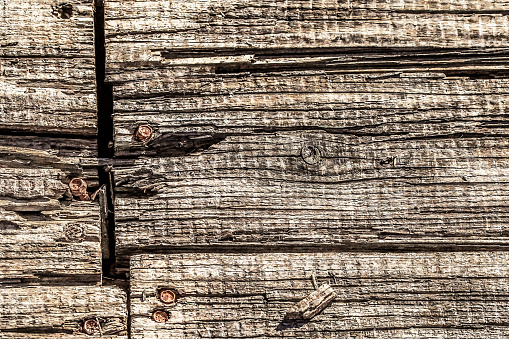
[105,0,509,72]
[113,130,509,267]
[0,286,127,338]
[111,72,509,156]
[130,252,509,338]
[0,136,102,284]
[1,0,96,135]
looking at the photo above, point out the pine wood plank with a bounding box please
[129,252,509,338]
[0,136,101,284]
[1,0,96,135]
[0,286,127,337]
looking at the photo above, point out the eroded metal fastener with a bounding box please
[69,178,90,201]
[82,319,100,335]
[134,124,154,142]
[159,289,177,304]
[151,310,169,323]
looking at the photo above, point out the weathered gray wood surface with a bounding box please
[0,286,127,338]
[105,0,509,73]
[113,129,509,267]
[0,0,96,135]
[111,72,509,156]
[0,136,101,284]
[130,252,509,338]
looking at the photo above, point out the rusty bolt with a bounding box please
[69,178,90,201]
[134,124,154,142]
[82,319,100,335]
[159,289,177,304]
[151,310,169,323]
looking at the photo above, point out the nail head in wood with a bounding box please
[151,310,169,323]
[134,124,154,142]
[69,177,90,201]
[82,319,100,335]
[159,289,177,304]
[285,284,337,321]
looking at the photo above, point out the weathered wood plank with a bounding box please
[1,0,96,135]
[111,72,509,157]
[0,286,127,337]
[113,130,509,267]
[0,136,102,284]
[105,0,509,72]
[130,252,509,338]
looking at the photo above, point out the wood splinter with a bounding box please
[284,284,337,321]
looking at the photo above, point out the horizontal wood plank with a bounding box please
[111,72,509,157]
[130,252,509,338]
[1,0,96,135]
[105,0,509,72]
[0,136,102,284]
[114,131,509,268]
[0,286,127,337]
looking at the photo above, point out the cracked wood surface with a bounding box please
[130,252,509,338]
[0,136,102,284]
[0,286,127,338]
[105,0,509,73]
[0,0,96,135]
[113,130,509,268]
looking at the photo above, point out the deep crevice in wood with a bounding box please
[94,0,117,281]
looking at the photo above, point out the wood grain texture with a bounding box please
[113,130,509,268]
[130,252,509,338]
[0,136,102,284]
[0,286,127,338]
[105,0,509,71]
[112,71,509,156]
[1,0,96,135]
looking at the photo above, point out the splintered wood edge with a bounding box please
[285,284,337,320]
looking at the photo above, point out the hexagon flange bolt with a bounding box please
[151,310,169,323]
[82,319,100,335]
[69,178,90,201]
[159,289,177,304]
[134,124,154,142]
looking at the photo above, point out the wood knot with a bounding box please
[64,223,85,242]
[52,3,73,19]
[301,145,322,165]
[82,319,100,335]
[134,124,154,142]
[151,310,169,323]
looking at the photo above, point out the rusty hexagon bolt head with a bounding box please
[134,124,154,142]
[82,319,100,335]
[159,289,177,304]
[151,310,169,323]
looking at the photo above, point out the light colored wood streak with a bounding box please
[129,252,509,338]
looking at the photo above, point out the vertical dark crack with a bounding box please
[94,0,116,279]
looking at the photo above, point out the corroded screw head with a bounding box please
[69,178,87,195]
[82,319,99,335]
[151,310,169,323]
[159,289,177,304]
[134,124,154,142]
